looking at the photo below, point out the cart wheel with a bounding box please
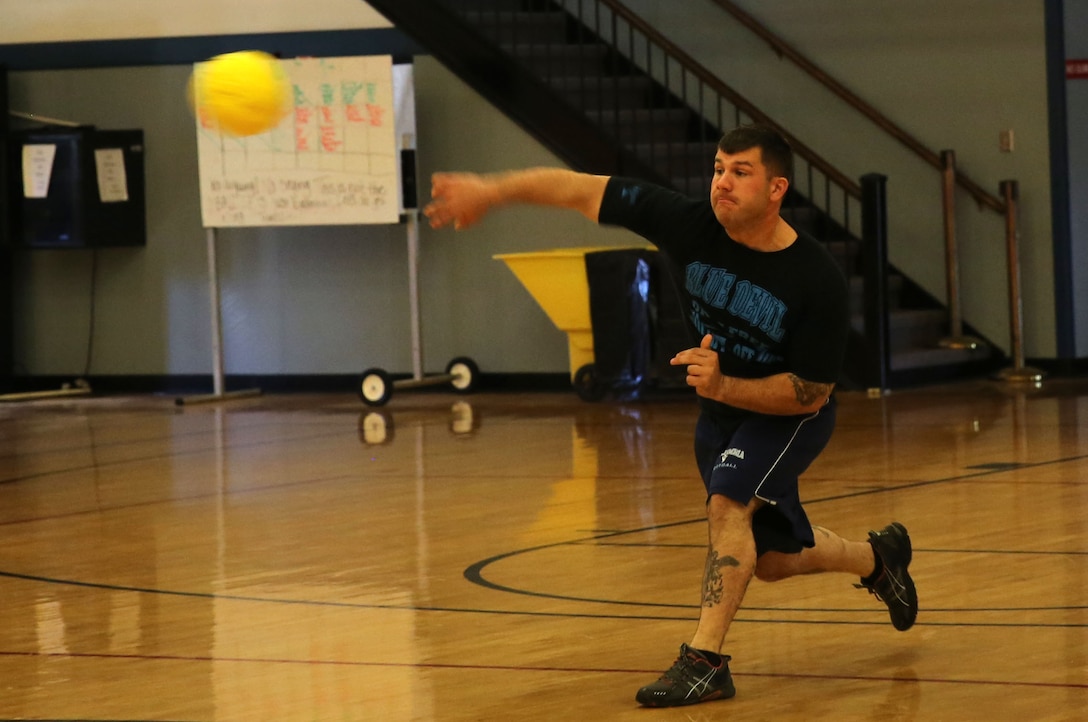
[358,411,394,445]
[358,368,393,406]
[574,363,606,402]
[445,357,479,394]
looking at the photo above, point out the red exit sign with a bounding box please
[1068,59,1088,79]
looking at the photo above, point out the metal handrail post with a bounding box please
[995,180,1044,385]
[937,150,982,350]
[861,173,890,395]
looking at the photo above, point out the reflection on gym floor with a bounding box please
[0,380,1086,721]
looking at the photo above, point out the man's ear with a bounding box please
[770,176,789,202]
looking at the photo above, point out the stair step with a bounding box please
[820,239,862,272]
[502,42,612,76]
[634,140,718,165]
[851,305,992,374]
[463,11,570,44]
[851,308,952,352]
[548,75,656,109]
[586,107,692,143]
[889,344,993,371]
[848,274,905,316]
[637,141,717,196]
[782,204,824,225]
[453,0,557,12]
[782,205,855,241]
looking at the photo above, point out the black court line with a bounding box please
[591,540,1088,557]
[461,452,1088,624]
[1,569,1084,629]
[1,650,1085,692]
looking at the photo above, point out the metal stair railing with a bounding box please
[707,0,1034,381]
[444,0,863,239]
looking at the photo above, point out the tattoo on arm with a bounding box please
[788,374,832,407]
[701,549,740,607]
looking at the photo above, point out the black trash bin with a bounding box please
[580,249,692,401]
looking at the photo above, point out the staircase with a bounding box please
[367,0,1001,390]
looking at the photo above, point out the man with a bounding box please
[424,124,917,708]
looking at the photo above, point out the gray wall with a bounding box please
[7,60,641,377]
[2,0,1083,380]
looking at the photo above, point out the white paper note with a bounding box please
[22,144,57,198]
[94,148,129,202]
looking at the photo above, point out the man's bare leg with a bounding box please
[688,494,760,653]
[755,522,918,632]
[635,493,753,707]
[755,525,876,582]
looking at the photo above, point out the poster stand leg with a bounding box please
[391,210,452,392]
[357,209,479,406]
[0,380,92,402]
[406,210,424,382]
[175,228,261,406]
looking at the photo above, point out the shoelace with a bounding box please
[856,580,887,602]
[855,569,909,606]
[663,654,701,684]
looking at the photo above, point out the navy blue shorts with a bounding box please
[693,397,837,556]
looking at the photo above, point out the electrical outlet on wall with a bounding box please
[999,129,1015,152]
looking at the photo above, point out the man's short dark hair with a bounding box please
[718,124,793,181]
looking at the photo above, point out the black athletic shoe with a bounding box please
[858,521,918,631]
[635,644,736,708]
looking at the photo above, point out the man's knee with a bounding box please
[706,493,758,522]
[754,552,793,582]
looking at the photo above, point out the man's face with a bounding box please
[709,146,784,231]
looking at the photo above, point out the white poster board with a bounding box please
[195,54,399,227]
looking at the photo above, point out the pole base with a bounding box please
[938,335,984,350]
[994,366,1045,385]
[175,388,262,406]
[0,384,92,402]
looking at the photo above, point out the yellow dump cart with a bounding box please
[494,246,651,400]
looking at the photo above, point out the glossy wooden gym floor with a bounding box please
[0,379,1085,721]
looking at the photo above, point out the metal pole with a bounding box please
[937,149,981,350]
[403,126,424,383]
[406,208,423,382]
[995,180,1044,385]
[175,228,261,406]
[207,227,225,397]
[860,173,889,395]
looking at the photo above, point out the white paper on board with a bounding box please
[195,55,400,227]
[94,148,130,202]
[22,144,57,198]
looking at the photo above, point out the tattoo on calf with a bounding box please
[788,374,830,407]
[702,549,741,606]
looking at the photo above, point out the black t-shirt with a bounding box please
[598,177,850,418]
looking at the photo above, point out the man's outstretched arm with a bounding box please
[424,168,610,230]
